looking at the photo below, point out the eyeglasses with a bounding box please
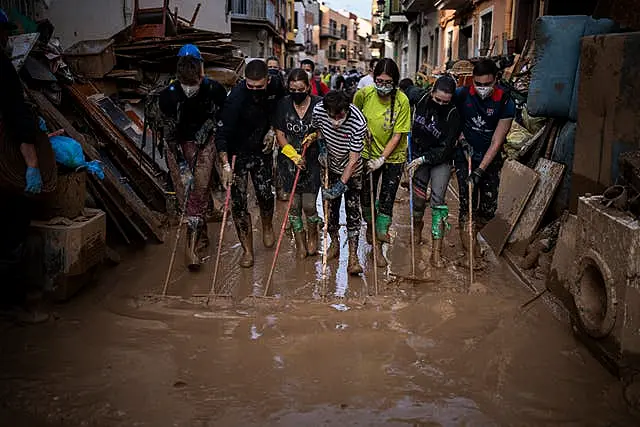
[473,80,495,87]
[375,78,394,87]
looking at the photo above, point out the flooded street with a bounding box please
[0,187,635,426]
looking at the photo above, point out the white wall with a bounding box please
[294,2,305,45]
[36,0,229,49]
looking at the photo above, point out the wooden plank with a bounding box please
[30,89,165,243]
[481,160,539,256]
[508,158,566,255]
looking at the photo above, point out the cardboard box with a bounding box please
[26,209,106,300]
[571,32,640,212]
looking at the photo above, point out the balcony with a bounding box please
[403,0,437,13]
[320,26,340,39]
[305,41,318,55]
[230,0,278,31]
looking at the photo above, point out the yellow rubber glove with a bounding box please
[301,131,318,146]
[282,144,304,167]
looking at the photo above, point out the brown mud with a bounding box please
[0,187,635,426]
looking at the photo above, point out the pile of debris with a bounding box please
[9,7,241,245]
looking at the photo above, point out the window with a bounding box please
[340,45,347,59]
[341,24,347,39]
[479,9,493,55]
[329,43,337,58]
[330,19,337,36]
[458,25,472,60]
[294,11,298,30]
[446,30,453,62]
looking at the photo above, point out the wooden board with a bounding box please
[508,158,566,255]
[481,160,539,256]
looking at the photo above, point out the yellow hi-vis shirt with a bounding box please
[353,85,411,163]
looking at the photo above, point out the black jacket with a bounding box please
[0,50,37,146]
[216,78,284,155]
[158,77,227,144]
[411,94,461,165]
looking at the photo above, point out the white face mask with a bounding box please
[181,83,200,98]
[306,71,313,80]
[475,85,494,100]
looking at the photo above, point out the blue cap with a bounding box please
[177,44,203,61]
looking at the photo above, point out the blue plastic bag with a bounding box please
[49,135,105,180]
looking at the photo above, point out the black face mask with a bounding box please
[251,89,266,103]
[428,98,449,114]
[268,68,280,78]
[290,91,308,105]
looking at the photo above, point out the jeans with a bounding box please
[327,172,362,236]
[412,162,451,218]
[231,152,275,233]
[360,163,403,220]
[454,150,503,226]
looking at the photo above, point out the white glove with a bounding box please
[367,156,385,172]
[406,156,426,176]
[262,128,277,154]
[221,162,233,189]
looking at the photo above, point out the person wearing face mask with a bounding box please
[310,90,367,274]
[406,76,460,268]
[301,59,329,97]
[216,59,284,268]
[454,58,514,266]
[353,58,411,267]
[273,69,323,259]
[159,44,227,270]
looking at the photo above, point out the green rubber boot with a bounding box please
[431,205,450,268]
[289,215,307,259]
[375,213,392,243]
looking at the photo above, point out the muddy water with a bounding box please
[0,187,636,426]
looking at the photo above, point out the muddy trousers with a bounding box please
[454,151,502,226]
[0,191,31,303]
[179,139,217,223]
[231,152,275,233]
[289,193,320,226]
[360,163,403,240]
[412,162,451,218]
[327,172,362,237]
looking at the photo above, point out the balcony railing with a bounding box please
[230,0,277,28]
[320,26,340,38]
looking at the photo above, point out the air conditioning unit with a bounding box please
[571,196,640,375]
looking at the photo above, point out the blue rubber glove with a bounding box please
[25,167,42,194]
[318,152,328,169]
[322,180,347,200]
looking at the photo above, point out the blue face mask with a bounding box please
[375,84,394,95]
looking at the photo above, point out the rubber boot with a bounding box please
[261,214,275,248]
[327,232,340,260]
[374,241,387,268]
[431,238,444,268]
[237,217,254,268]
[289,215,307,260]
[185,225,201,271]
[413,219,424,245]
[362,207,373,245]
[347,235,363,275]
[306,216,322,256]
[375,213,392,243]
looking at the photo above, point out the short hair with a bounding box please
[300,59,315,71]
[473,58,499,77]
[398,78,414,91]
[432,75,457,94]
[323,90,350,117]
[369,58,378,70]
[176,56,202,85]
[266,56,279,64]
[287,68,310,87]
[246,59,268,80]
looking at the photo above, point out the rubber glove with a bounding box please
[221,162,234,189]
[468,167,486,187]
[25,167,42,194]
[322,180,347,200]
[367,156,385,172]
[262,128,277,154]
[318,152,328,169]
[406,156,425,176]
[281,144,305,169]
[301,131,318,146]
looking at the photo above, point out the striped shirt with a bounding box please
[311,103,366,175]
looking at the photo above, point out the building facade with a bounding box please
[230,0,287,63]
[318,5,358,70]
